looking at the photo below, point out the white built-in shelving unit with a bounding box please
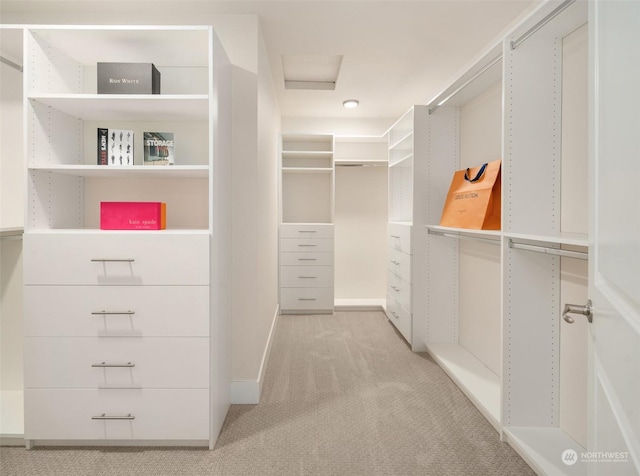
[421,1,591,473]
[20,25,232,449]
[279,134,335,313]
[385,106,428,349]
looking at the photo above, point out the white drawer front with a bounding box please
[279,251,334,266]
[25,388,209,440]
[24,286,209,337]
[24,233,209,285]
[280,265,333,288]
[280,224,334,239]
[387,272,411,312]
[280,238,334,253]
[24,337,209,389]
[281,287,334,311]
[388,247,411,282]
[386,295,411,342]
[388,223,412,254]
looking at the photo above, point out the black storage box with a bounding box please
[97,63,161,94]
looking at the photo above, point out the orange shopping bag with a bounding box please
[439,159,501,230]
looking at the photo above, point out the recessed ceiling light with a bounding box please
[343,99,359,109]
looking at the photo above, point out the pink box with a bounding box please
[100,202,166,230]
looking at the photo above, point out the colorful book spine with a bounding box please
[97,128,108,165]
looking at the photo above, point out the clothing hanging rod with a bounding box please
[428,228,501,246]
[0,55,23,72]
[508,239,587,260]
[428,53,502,115]
[510,0,576,50]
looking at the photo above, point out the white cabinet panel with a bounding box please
[24,286,209,337]
[279,224,334,239]
[280,287,334,311]
[280,265,333,288]
[25,388,209,440]
[24,233,210,285]
[280,237,334,253]
[24,337,209,389]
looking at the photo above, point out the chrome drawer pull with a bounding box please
[391,311,399,319]
[298,298,317,301]
[298,230,317,233]
[391,286,400,292]
[298,258,317,261]
[390,235,401,238]
[92,413,135,420]
[91,258,135,263]
[91,362,135,368]
[298,276,317,279]
[91,310,135,316]
[298,244,317,247]
[390,260,400,265]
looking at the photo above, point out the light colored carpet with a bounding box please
[0,311,534,475]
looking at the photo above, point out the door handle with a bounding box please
[562,300,592,324]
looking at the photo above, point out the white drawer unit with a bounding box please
[387,223,412,254]
[386,294,411,342]
[280,287,335,312]
[24,286,210,337]
[280,237,334,253]
[280,265,334,288]
[387,271,411,313]
[388,247,411,282]
[279,224,334,314]
[24,388,209,441]
[24,337,210,389]
[23,233,210,286]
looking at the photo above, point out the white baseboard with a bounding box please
[334,298,386,311]
[230,305,279,405]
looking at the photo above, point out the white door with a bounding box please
[587,1,640,474]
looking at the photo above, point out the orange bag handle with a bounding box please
[464,163,488,183]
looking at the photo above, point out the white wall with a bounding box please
[333,140,387,301]
[0,55,24,392]
[458,80,502,377]
[0,12,282,404]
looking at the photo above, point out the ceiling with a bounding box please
[1,0,539,127]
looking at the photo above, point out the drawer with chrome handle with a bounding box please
[280,265,334,288]
[280,224,334,239]
[280,237,334,253]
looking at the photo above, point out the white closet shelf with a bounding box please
[503,427,587,476]
[334,160,387,167]
[25,228,210,235]
[281,151,332,159]
[504,231,587,247]
[28,165,209,179]
[282,167,333,174]
[388,130,413,150]
[28,94,209,121]
[426,343,501,431]
[388,153,412,168]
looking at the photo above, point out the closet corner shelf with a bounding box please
[0,227,24,240]
[28,165,209,179]
[28,94,209,121]
[425,343,501,432]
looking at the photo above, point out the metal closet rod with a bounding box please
[0,56,23,72]
[428,53,502,115]
[428,228,500,246]
[510,0,576,50]
[508,239,587,260]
